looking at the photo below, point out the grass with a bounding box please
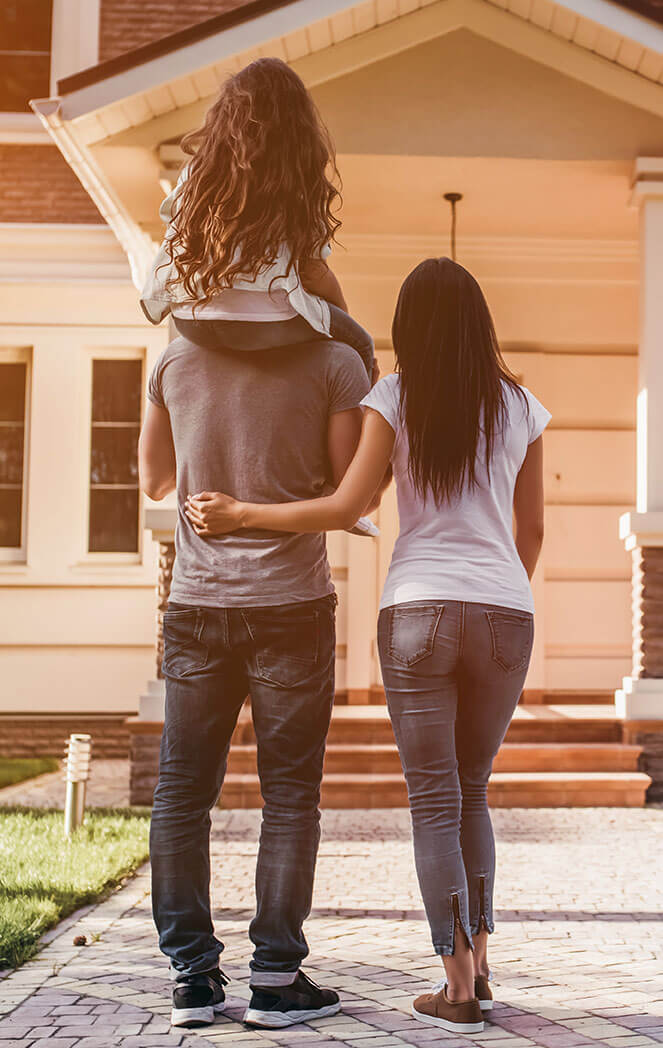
[0,807,150,970]
[0,758,61,790]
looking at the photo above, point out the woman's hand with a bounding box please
[185,491,244,536]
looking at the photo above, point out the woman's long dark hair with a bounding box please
[392,257,525,504]
[164,57,341,305]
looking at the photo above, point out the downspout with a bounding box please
[29,96,155,290]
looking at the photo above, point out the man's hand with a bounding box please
[185,492,244,536]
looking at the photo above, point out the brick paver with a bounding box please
[1,807,662,1048]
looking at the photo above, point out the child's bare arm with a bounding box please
[299,258,348,312]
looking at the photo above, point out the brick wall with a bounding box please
[99,0,239,61]
[0,145,103,223]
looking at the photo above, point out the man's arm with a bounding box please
[186,410,395,535]
[328,407,363,487]
[138,401,176,501]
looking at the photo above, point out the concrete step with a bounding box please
[538,690,615,706]
[226,741,642,775]
[346,688,614,706]
[494,742,641,772]
[487,772,651,808]
[232,704,623,746]
[219,771,651,809]
[221,703,648,808]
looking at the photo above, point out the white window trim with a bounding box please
[0,346,31,563]
[79,345,145,566]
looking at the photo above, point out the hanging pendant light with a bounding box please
[443,192,463,261]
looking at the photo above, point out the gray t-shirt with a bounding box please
[147,336,370,607]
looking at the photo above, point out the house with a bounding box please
[1,0,662,803]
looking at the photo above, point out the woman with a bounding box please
[185,258,551,1034]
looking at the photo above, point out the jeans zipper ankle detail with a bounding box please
[451,892,472,953]
[478,875,489,933]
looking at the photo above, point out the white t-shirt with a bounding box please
[361,374,551,613]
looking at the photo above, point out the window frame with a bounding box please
[0,345,31,563]
[81,347,145,566]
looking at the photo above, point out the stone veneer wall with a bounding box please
[0,715,130,759]
[622,725,663,803]
[156,542,176,680]
[626,546,663,801]
[130,728,161,805]
[632,546,663,678]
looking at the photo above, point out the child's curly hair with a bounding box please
[165,57,342,304]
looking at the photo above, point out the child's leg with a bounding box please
[174,311,374,378]
[173,315,321,352]
[327,304,375,378]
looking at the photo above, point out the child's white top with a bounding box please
[140,167,332,334]
[361,374,551,613]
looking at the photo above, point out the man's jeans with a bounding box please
[378,600,534,956]
[150,595,336,978]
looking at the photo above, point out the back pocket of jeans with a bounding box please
[244,606,321,689]
[485,610,533,673]
[162,608,208,678]
[387,604,444,667]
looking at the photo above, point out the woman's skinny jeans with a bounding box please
[378,599,534,956]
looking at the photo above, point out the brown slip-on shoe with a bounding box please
[412,986,484,1033]
[475,974,494,1012]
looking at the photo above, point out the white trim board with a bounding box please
[0,224,132,283]
[0,113,51,144]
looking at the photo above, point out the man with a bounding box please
[138,335,371,1029]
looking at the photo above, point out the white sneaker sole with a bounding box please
[244,1001,341,1028]
[171,1001,226,1027]
[479,999,494,1012]
[411,1003,484,1034]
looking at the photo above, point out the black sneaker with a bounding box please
[171,968,229,1028]
[244,970,341,1028]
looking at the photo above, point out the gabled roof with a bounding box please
[58,0,293,95]
[57,0,663,103]
[30,0,663,289]
[619,0,663,24]
[48,0,663,143]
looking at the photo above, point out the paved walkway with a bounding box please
[0,760,130,809]
[1,807,662,1048]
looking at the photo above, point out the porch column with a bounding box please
[127,502,176,804]
[616,159,663,736]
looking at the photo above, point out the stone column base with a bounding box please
[615,676,663,720]
[128,680,166,805]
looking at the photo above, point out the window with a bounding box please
[0,1,52,112]
[88,358,143,554]
[0,350,29,559]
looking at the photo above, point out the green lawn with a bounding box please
[0,807,150,969]
[0,758,60,790]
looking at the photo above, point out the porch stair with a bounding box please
[220,698,651,809]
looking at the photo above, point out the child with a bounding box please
[141,57,374,380]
